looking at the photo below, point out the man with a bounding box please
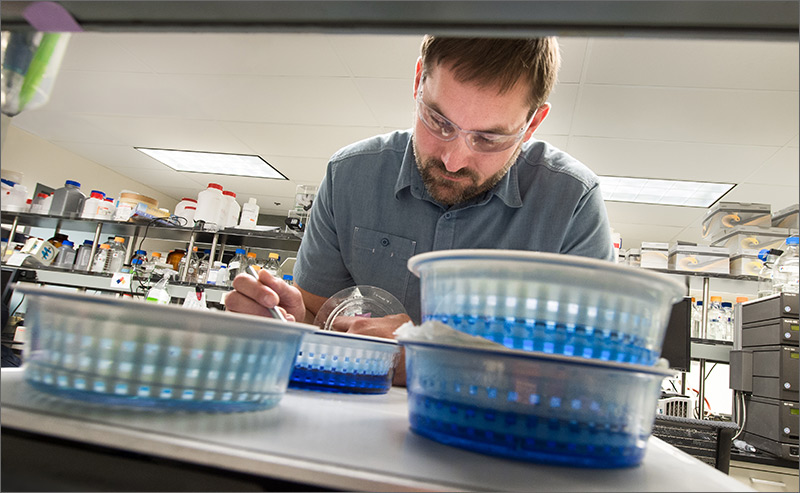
[226,36,613,383]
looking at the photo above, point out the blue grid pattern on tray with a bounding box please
[419,273,669,364]
[289,337,398,393]
[403,343,663,467]
[24,306,298,411]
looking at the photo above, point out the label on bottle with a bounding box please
[228,261,240,270]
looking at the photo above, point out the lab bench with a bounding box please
[0,368,751,492]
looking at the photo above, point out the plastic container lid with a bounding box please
[711,296,722,302]
[99,244,110,250]
[207,183,223,190]
[65,180,81,187]
[268,252,279,259]
[90,190,105,196]
[152,252,162,258]
[61,240,74,247]
[82,240,93,245]
[235,248,246,254]
[105,197,114,202]
[37,193,48,198]
[132,258,143,265]
[114,237,125,243]
[185,206,196,210]
[223,190,236,197]
[786,236,799,245]
[135,250,147,255]
[736,297,749,303]
[180,197,197,203]
[89,191,104,199]
[722,302,732,307]
[246,252,257,258]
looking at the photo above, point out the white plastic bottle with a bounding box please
[30,193,49,214]
[224,191,240,228]
[97,197,116,220]
[194,183,224,230]
[721,302,733,341]
[707,296,724,340]
[239,198,260,229]
[174,197,197,225]
[80,190,105,219]
[773,236,799,294]
[106,237,127,273]
[91,244,111,273]
[693,301,703,338]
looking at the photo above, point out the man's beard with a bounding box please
[412,136,522,206]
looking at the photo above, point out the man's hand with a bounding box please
[225,270,306,322]
[328,313,411,386]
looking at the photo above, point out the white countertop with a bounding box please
[1,368,751,492]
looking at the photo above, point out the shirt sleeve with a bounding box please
[561,183,614,261]
[293,161,355,298]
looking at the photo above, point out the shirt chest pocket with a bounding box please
[350,226,417,302]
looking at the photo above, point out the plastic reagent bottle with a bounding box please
[226,248,248,286]
[53,240,76,269]
[773,236,799,294]
[106,237,126,273]
[73,240,94,271]
[757,248,783,298]
[80,190,105,219]
[194,183,224,230]
[239,198,260,229]
[48,180,86,217]
[708,296,724,340]
[721,302,733,341]
[90,243,111,273]
[145,273,172,304]
[265,252,281,277]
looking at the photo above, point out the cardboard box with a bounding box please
[668,244,730,274]
[701,202,771,240]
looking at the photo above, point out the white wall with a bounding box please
[1,119,177,211]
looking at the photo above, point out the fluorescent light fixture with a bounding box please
[599,176,734,207]
[135,148,287,180]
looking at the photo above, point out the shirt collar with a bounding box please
[395,133,523,209]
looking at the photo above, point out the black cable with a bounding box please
[704,363,717,381]
[9,294,25,317]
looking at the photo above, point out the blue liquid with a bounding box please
[289,367,392,394]
[408,393,646,468]
[424,314,656,365]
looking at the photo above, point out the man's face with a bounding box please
[412,63,541,206]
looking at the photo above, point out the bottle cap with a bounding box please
[181,197,197,203]
[62,240,74,247]
[132,258,142,265]
[247,252,257,258]
[248,198,257,204]
[65,180,81,187]
[37,193,48,198]
[135,250,147,255]
[786,236,799,245]
[722,302,732,307]
[83,240,93,245]
[223,190,236,197]
[207,183,223,190]
[269,252,279,259]
[105,197,114,202]
[235,248,246,254]
[736,297,749,303]
[114,236,125,243]
[90,191,104,199]
[696,301,703,306]
[710,296,722,302]
[99,244,110,249]
[152,252,162,258]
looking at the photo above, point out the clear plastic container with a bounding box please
[290,331,400,394]
[145,273,172,304]
[312,285,407,332]
[17,284,314,412]
[399,337,674,468]
[773,236,799,294]
[707,296,724,340]
[408,250,685,365]
[48,180,86,218]
[721,302,733,341]
[757,248,783,298]
[264,252,280,277]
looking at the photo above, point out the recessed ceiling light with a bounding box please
[599,176,735,207]
[135,148,287,180]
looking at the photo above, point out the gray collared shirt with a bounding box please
[294,129,613,323]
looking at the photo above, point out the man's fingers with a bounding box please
[230,273,280,309]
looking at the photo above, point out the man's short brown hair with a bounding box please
[420,36,560,117]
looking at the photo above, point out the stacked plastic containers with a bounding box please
[400,250,685,468]
[174,198,197,226]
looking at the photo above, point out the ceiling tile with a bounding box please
[10,111,124,144]
[111,32,350,77]
[556,38,589,84]
[78,116,250,153]
[111,167,205,191]
[51,141,172,171]
[745,146,800,187]
[224,121,384,160]
[60,33,153,73]
[331,34,423,78]
[354,78,415,128]
[568,137,779,182]
[158,74,377,125]
[536,83,578,136]
[585,38,799,91]
[573,85,798,146]
[604,201,706,228]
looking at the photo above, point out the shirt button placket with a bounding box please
[433,211,456,250]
